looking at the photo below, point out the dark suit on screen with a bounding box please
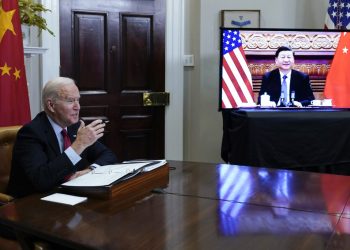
[258,68,314,106]
[7,111,117,198]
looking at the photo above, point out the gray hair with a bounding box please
[42,77,76,110]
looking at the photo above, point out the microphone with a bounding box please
[290,91,296,107]
[279,92,286,107]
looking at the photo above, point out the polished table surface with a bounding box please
[2,161,350,249]
[221,108,350,170]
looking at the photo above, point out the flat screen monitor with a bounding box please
[219,28,347,110]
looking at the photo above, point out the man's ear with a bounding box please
[47,100,55,112]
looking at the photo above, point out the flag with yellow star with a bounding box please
[0,0,30,126]
[324,32,350,108]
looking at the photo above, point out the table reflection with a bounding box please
[217,164,334,235]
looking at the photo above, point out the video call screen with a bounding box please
[219,28,345,110]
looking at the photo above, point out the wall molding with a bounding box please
[165,0,184,160]
[24,47,48,58]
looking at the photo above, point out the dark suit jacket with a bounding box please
[258,69,314,106]
[7,112,117,198]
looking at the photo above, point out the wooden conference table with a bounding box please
[1,161,350,249]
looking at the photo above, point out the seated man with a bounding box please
[258,46,315,107]
[7,77,117,198]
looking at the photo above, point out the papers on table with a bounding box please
[41,193,87,205]
[62,159,167,187]
[122,159,167,172]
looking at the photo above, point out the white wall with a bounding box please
[24,29,41,118]
[23,0,60,118]
[183,0,329,163]
[165,0,184,161]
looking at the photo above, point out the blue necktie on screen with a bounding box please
[282,75,288,105]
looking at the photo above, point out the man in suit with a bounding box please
[7,77,117,198]
[258,46,314,107]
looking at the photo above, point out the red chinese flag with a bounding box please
[324,32,350,108]
[0,0,31,126]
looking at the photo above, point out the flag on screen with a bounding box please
[325,0,350,29]
[0,0,31,126]
[221,30,254,108]
[324,32,350,107]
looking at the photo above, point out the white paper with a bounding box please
[41,193,87,205]
[142,160,167,171]
[122,159,167,172]
[62,161,166,187]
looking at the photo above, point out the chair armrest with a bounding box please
[0,192,14,204]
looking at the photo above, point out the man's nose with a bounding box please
[74,102,80,109]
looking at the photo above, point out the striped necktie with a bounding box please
[61,129,71,150]
[61,129,73,181]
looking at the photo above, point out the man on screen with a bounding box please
[258,46,314,107]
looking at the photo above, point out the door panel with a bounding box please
[60,0,165,161]
[73,12,107,90]
[121,15,152,89]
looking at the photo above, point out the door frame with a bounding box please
[41,0,184,160]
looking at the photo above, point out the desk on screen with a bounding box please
[221,108,350,170]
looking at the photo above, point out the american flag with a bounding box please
[221,30,254,108]
[325,0,350,29]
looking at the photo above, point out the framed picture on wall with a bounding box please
[221,10,260,28]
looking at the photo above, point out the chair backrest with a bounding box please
[0,126,21,193]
